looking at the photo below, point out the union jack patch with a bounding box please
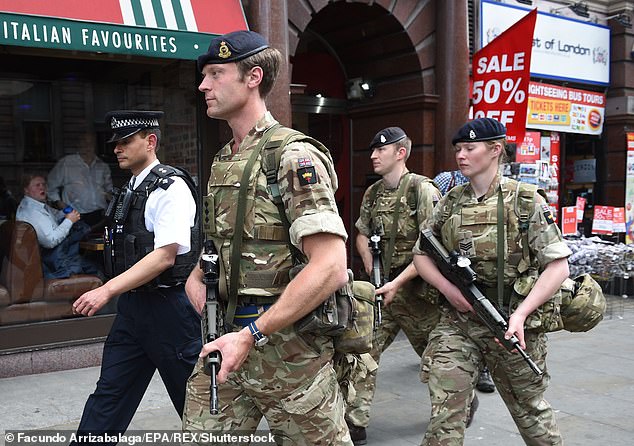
[297,157,313,168]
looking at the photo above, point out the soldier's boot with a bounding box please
[476,368,496,393]
[466,393,479,428]
[347,421,367,445]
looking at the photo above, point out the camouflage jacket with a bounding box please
[414,173,571,288]
[356,172,440,272]
[206,112,347,299]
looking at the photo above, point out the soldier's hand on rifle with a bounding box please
[376,281,398,306]
[504,312,528,350]
[200,329,253,384]
[185,267,206,315]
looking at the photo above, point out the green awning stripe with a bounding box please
[170,0,187,31]
[130,0,146,27]
[151,0,167,29]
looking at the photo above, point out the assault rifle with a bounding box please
[368,231,384,328]
[200,239,224,414]
[418,229,543,376]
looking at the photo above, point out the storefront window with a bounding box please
[0,51,198,330]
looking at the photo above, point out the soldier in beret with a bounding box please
[411,117,571,445]
[71,110,201,444]
[344,127,443,444]
[182,30,351,444]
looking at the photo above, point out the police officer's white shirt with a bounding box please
[132,159,195,255]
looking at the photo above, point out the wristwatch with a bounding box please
[248,321,269,347]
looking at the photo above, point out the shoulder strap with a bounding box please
[513,181,543,273]
[383,173,412,276]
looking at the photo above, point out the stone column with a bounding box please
[245,0,292,127]
[435,0,470,170]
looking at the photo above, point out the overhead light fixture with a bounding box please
[516,0,532,5]
[551,2,590,19]
[606,13,632,28]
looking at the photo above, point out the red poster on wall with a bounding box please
[516,131,541,162]
[613,207,626,233]
[472,9,537,143]
[592,206,613,235]
[561,206,578,236]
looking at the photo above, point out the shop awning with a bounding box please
[0,0,247,60]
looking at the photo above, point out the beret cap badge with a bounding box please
[218,41,231,59]
[451,117,506,146]
[369,126,407,149]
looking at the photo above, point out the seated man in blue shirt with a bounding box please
[16,174,98,279]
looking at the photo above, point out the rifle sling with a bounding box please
[383,173,411,280]
[497,187,505,310]
[226,124,281,328]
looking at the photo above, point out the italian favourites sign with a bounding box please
[527,82,605,135]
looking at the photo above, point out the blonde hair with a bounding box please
[484,137,508,164]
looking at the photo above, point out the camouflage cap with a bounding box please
[197,30,269,72]
[369,127,407,149]
[105,110,163,143]
[451,118,506,145]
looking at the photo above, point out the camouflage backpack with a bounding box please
[515,182,606,332]
[260,125,375,354]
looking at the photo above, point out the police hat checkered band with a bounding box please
[105,110,163,143]
[369,126,407,149]
[451,118,506,145]
[197,30,269,72]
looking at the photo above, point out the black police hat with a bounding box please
[197,30,269,72]
[105,110,164,143]
[369,127,407,149]
[451,118,506,145]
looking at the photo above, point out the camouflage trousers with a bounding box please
[345,287,440,428]
[420,306,563,446]
[182,325,352,446]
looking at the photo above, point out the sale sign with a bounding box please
[561,206,577,236]
[613,207,626,233]
[576,196,586,222]
[472,8,537,143]
[516,131,541,163]
[592,205,613,235]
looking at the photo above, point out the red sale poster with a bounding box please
[472,8,537,143]
[592,205,613,235]
[561,206,577,236]
[516,131,541,163]
[613,207,626,233]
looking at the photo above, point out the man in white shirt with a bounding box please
[47,130,112,230]
[16,174,95,279]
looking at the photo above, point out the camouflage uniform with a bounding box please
[413,173,572,446]
[346,172,441,428]
[182,112,352,445]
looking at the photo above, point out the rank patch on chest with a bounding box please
[541,204,555,224]
[297,166,318,185]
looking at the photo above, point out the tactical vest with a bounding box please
[107,164,200,288]
[366,173,437,272]
[205,125,335,302]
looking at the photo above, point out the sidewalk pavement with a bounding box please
[1,294,633,446]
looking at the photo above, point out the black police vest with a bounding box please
[109,164,200,288]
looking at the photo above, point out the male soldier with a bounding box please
[182,31,351,444]
[71,111,201,443]
[346,127,442,444]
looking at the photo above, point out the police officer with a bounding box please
[345,127,441,444]
[412,118,571,445]
[71,111,201,443]
[182,31,351,444]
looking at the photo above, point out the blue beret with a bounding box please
[197,30,269,72]
[105,110,163,143]
[369,127,407,149]
[451,118,506,145]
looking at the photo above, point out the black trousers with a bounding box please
[72,285,201,445]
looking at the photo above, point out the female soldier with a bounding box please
[412,118,571,445]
